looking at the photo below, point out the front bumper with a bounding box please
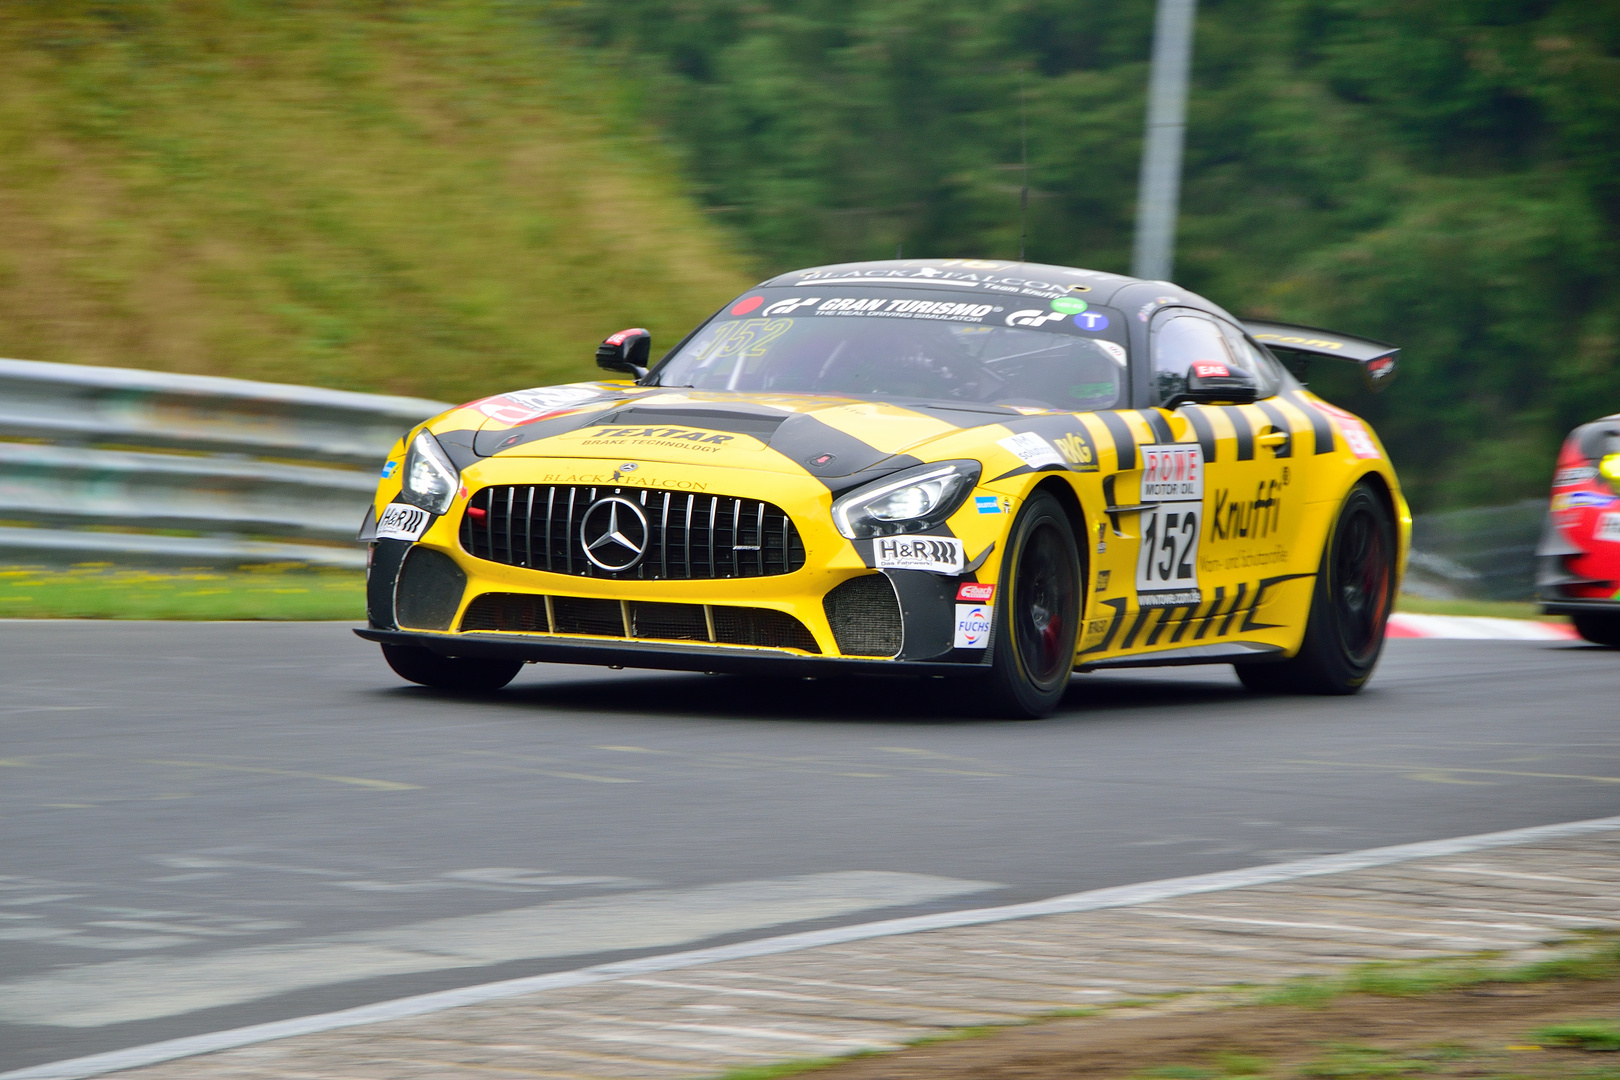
[365,529,998,670]
[355,627,984,678]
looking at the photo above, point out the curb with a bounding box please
[1387,613,1577,640]
[8,812,1620,1080]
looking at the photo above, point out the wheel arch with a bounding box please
[1347,468,1408,591]
[1030,475,1091,592]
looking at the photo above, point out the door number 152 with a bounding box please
[1135,504,1201,591]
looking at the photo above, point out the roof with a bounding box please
[759,259,1149,307]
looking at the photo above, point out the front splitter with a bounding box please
[354,628,985,679]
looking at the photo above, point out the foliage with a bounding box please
[1534,1021,1620,1052]
[563,0,1620,510]
[0,0,751,404]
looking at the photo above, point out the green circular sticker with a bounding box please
[1050,296,1088,315]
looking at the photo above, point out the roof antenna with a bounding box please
[1019,71,1029,263]
[896,242,903,259]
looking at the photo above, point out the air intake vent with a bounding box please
[460,486,806,580]
[823,575,902,657]
[395,547,466,631]
[459,593,820,653]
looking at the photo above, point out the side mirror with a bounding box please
[1164,361,1259,408]
[596,328,651,379]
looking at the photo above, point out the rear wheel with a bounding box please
[1571,611,1620,647]
[1238,481,1395,695]
[975,492,1082,718]
[381,643,524,691]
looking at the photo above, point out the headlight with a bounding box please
[1602,452,1620,494]
[831,460,981,539]
[399,430,459,516]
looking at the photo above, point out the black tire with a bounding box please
[1571,611,1620,647]
[1237,481,1395,695]
[974,492,1083,718]
[381,643,524,691]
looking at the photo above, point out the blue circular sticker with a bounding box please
[1074,312,1110,331]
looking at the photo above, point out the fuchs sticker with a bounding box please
[1140,444,1204,500]
[953,604,993,648]
[998,432,1065,470]
[1598,512,1620,542]
[956,582,996,603]
[875,536,965,574]
[375,504,431,542]
[476,386,605,425]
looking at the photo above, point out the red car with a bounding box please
[1539,413,1620,645]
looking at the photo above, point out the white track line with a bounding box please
[7,812,1620,1080]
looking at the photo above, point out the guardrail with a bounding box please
[1405,498,1546,602]
[1,355,1551,590]
[0,357,448,569]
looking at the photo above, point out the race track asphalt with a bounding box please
[1,621,1616,1072]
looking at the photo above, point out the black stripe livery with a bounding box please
[1140,409,1175,444]
[1223,406,1255,461]
[1254,400,1294,458]
[1119,608,1155,649]
[1184,408,1217,463]
[1240,573,1316,632]
[1079,598,1129,656]
[1098,411,1137,471]
[1283,391,1336,455]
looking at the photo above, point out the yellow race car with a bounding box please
[357,259,1408,717]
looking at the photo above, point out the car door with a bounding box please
[1141,310,1306,644]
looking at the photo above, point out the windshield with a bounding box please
[652,288,1128,411]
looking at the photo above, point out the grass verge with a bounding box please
[0,565,363,620]
[1253,933,1620,1009]
[1394,595,1553,620]
[706,936,1620,1080]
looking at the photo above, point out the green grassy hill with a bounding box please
[0,1,753,403]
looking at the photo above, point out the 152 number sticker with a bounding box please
[1135,503,1201,593]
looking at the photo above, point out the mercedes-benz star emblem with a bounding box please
[580,497,649,571]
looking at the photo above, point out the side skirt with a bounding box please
[1076,641,1283,672]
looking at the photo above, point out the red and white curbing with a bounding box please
[1386,613,1577,641]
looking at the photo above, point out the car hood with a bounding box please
[433,383,1035,479]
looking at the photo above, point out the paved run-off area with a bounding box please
[36,822,1620,1080]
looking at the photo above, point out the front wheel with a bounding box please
[1238,481,1395,695]
[381,643,524,692]
[974,492,1083,718]
[1571,611,1620,647]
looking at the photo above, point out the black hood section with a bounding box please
[473,406,623,457]
[467,397,1018,491]
[597,405,791,442]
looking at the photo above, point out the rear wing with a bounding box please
[1242,319,1398,392]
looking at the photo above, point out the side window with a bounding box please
[1216,322,1283,398]
[1150,313,1233,405]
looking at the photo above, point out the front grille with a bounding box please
[459,593,821,653]
[460,485,806,580]
[823,575,902,657]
